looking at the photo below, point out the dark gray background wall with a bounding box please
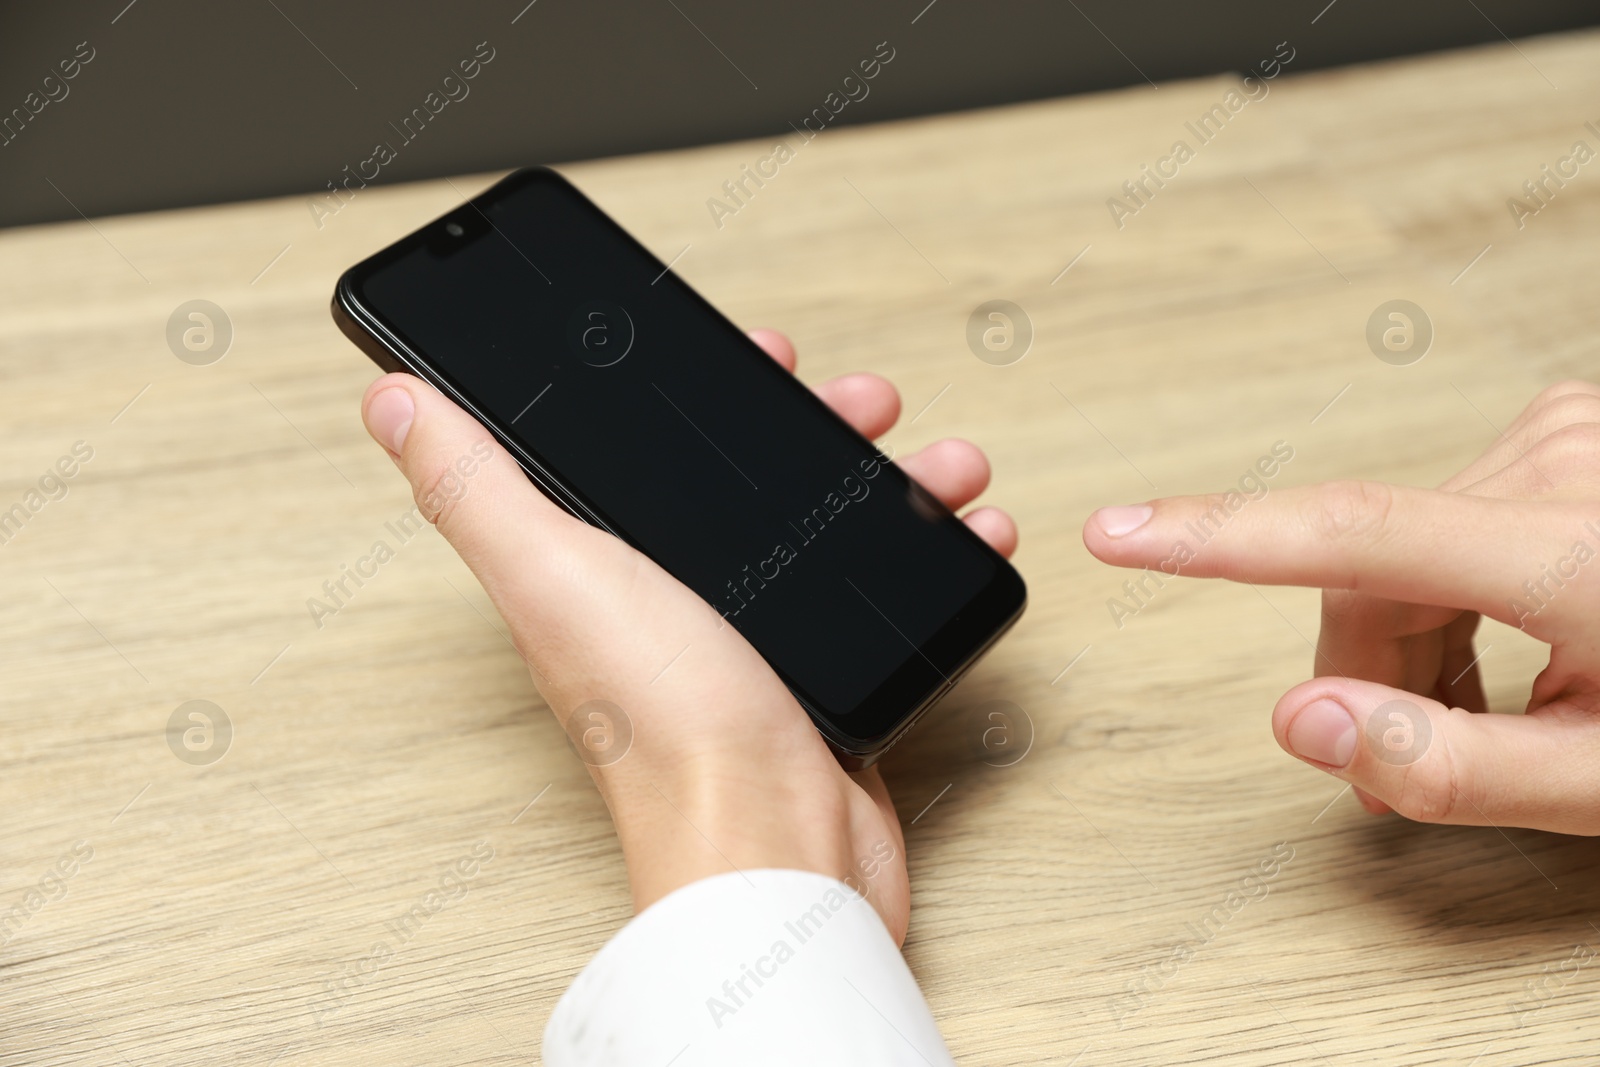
[2,0,1594,229]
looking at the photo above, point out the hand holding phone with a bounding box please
[334,168,1025,765]
[359,328,1018,939]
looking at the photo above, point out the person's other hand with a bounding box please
[1083,381,1600,835]
[362,329,1018,942]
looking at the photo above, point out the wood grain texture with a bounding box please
[3,27,1600,1066]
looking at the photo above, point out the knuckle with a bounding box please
[1517,382,1600,444]
[1388,757,1461,824]
[1306,480,1394,545]
[1319,589,1361,626]
[1527,421,1600,467]
[411,457,473,533]
[1528,379,1600,414]
[1382,709,1464,824]
[1320,588,1383,627]
[1541,391,1600,428]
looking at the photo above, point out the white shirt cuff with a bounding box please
[543,868,953,1066]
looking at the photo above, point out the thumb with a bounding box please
[361,374,597,634]
[1271,677,1600,835]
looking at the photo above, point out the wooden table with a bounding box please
[5,27,1600,1066]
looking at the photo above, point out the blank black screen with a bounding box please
[352,170,1002,741]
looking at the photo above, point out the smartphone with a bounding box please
[331,167,1025,766]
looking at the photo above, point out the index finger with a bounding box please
[1082,480,1575,630]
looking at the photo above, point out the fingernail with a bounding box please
[1286,698,1357,768]
[367,387,414,454]
[1093,505,1153,537]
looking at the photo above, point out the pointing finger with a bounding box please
[1084,481,1577,631]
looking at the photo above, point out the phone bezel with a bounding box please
[331,166,1026,765]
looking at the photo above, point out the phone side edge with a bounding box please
[329,273,612,532]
